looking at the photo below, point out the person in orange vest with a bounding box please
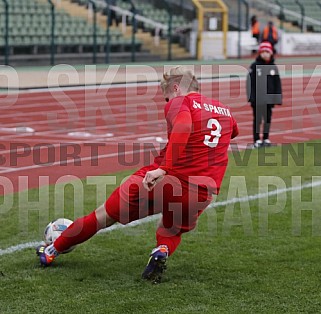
[251,15,260,43]
[262,21,278,53]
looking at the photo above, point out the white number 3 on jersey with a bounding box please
[203,118,222,148]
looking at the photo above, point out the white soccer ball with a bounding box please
[44,218,75,253]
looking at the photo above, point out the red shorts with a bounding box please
[105,165,213,234]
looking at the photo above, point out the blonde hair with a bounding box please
[160,66,199,94]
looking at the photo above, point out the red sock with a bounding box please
[156,228,182,256]
[54,211,99,253]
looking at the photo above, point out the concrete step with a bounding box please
[5,52,163,67]
[38,0,192,60]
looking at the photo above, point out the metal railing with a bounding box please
[275,0,284,30]
[88,0,98,63]
[47,0,55,66]
[96,1,168,34]
[128,0,137,62]
[241,0,249,30]
[93,0,176,63]
[253,0,321,29]
[105,0,111,63]
[1,0,9,65]
[0,0,186,65]
[294,0,305,32]
[224,0,248,31]
[95,0,176,62]
[163,0,173,61]
[237,0,249,59]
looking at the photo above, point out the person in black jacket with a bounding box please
[246,41,282,148]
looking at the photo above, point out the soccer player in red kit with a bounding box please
[37,66,239,283]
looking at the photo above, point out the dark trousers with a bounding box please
[108,10,119,26]
[251,103,273,142]
[252,34,260,54]
[252,34,260,43]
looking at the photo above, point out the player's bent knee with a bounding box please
[95,204,116,229]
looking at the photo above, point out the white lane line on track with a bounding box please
[0,129,167,153]
[0,90,318,129]
[0,90,319,120]
[1,178,321,257]
[0,107,320,150]
[283,136,311,141]
[1,123,321,174]
[0,146,155,174]
[0,100,320,143]
[0,121,320,172]
[0,74,316,114]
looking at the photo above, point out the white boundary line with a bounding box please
[3,72,316,96]
[0,92,319,123]
[0,95,319,143]
[0,79,315,117]
[1,179,321,257]
[1,123,321,174]
[0,101,314,143]
[1,76,243,96]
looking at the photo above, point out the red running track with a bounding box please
[0,75,321,194]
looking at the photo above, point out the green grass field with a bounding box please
[1,142,321,313]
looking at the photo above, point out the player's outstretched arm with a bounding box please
[143,110,192,191]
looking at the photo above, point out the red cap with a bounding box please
[258,41,273,54]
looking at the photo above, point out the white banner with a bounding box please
[280,33,321,55]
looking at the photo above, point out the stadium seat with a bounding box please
[271,0,321,31]
[0,0,138,54]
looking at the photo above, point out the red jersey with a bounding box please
[155,92,238,194]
